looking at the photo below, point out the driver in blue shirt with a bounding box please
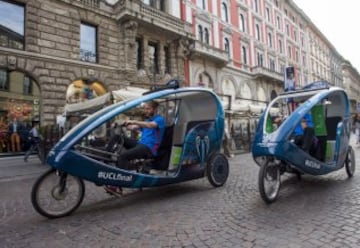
[293,112,315,153]
[117,100,165,170]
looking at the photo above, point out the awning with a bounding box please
[112,86,147,101]
[222,101,249,112]
[249,104,265,114]
[64,92,111,114]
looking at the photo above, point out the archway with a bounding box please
[66,78,107,104]
[222,78,236,108]
[196,71,214,88]
[270,90,277,101]
[65,78,108,130]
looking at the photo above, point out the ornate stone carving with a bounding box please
[8,56,17,69]
[123,20,138,45]
[177,38,194,59]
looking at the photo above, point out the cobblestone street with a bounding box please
[1,137,360,248]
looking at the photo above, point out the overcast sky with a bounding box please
[293,0,360,72]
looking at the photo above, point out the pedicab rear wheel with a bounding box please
[31,169,85,218]
[345,146,355,178]
[258,158,281,204]
[206,152,229,187]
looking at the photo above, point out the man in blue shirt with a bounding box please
[117,100,165,170]
[293,112,315,153]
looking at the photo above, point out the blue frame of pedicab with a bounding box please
[47,87,225,188]
[252,85,351,175]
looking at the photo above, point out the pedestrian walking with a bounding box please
[353,113,360,145]
[222,119,234,158]
[24,121,43,163]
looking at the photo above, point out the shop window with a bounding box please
[0,0,24,50]
[0,70,41,154]
[0,69,8,90]
[80,23,97,63]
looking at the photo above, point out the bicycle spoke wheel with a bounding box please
[258,158,281,204]
[345,146,355,177]
[31,169,85,218]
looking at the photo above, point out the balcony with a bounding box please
[114,0,193,38]
[251,66,283,82]
[192,40,229,66]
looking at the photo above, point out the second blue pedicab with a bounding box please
[252,81,355,203]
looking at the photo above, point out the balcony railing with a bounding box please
[251,66,283,82]
[192,40,229,66]
[76,0,99,8]
[115,0,193,38]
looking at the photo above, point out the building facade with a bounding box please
[0,0,360,154]
[0,0,193,154]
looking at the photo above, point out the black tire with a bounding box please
[258,158,281,204]
[31,169,85,218]
[345,146,355,178]
[206,153,229,187]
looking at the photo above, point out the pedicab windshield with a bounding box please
[57,88,222,154]
[263,87,349,139]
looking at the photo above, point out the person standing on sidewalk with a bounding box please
[8,117,22,152]
[24,121,42,163]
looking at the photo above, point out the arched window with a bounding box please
[204,28,210,45]
[254,0,259,12]
[278,39,283,53]
[196,0,206,9]
[224,38,230,57]
[240,14,245,32]
[268,33,272,47]
[198,25,203,42]
[257,52,263,66]
[256,24,261,41]
[221,2,229,22]
[242,46,247,65]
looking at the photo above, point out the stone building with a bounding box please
[0,0,193,154]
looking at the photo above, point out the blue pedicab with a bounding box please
[252,81,355,203]
[31,81,229,218]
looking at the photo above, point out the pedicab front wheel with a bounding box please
[258,158,281,204]
[31,169,85,218]
[345,146,355,178]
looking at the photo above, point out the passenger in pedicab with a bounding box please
[293,115,316,154]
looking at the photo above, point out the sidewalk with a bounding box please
[0,155,48,183]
